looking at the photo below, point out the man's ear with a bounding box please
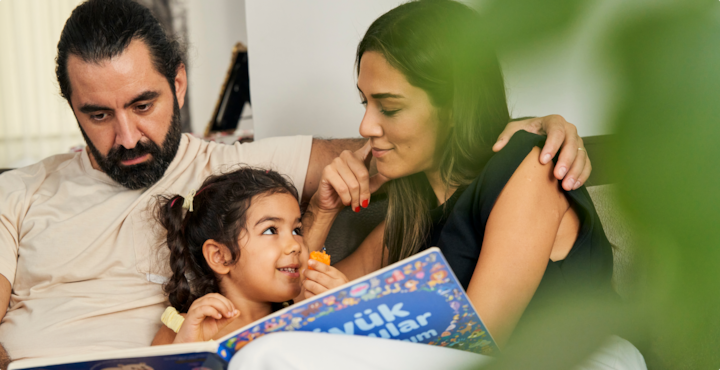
[202,239,232,275]
[174,63,188,109]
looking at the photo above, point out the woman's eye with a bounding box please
[262,227,277,235]
[380,108,399,117]
[292,228,303,236]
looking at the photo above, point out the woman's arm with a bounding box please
[466,146,576,348]
[333,221,387,281]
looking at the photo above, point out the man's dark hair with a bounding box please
[56,0,186,104]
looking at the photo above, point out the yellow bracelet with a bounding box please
[161,306,185,333]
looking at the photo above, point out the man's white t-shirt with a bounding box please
[0,134,313,359]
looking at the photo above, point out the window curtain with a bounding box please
[0,0,85,168]
[0,0,191,169]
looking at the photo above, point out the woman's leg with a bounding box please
[227,332,646,370]
[227,332,491,370]
[577,336,647,370]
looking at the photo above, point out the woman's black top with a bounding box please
[420,131,614,320]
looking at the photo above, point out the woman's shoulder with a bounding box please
[466,130,546,194]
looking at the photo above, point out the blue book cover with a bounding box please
[9,248,497,370]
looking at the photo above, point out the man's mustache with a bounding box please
[106,140,159,164]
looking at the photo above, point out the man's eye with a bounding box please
[292,228,303,236]
[360,100,368,106]
[262,227,277,235]
[136,103,152,111]
[90,113,107,121]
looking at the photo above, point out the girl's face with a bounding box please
[231,192,308,303]
[357,51,444,179]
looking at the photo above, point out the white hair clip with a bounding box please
[182,190,196,212]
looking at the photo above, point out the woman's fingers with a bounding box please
[345,151,372,210]
[335,154,363,211]
[322,165,352,207]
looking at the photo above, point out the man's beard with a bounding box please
[80,99,182,190]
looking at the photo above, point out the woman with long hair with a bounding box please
[233,1,645,369]
[301,0,615,348]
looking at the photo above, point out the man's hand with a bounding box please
[492,115,591,191]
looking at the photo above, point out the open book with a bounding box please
[9,247,497,370]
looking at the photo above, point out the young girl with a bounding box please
[151,167,345,344]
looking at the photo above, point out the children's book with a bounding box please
[9,247,497,370]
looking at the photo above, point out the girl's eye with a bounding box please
[292,228,303,236]
[262,227,277,235]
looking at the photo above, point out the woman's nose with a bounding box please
[359,110,383,138]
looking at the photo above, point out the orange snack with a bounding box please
[309,250,331,270]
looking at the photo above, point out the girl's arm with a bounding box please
[151,325,177,346]
[302,221,386,298]
[466,146,576,348]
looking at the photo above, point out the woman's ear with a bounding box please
[202,239,233,275]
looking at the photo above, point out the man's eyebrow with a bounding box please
[125,90,160,108]
[78,91,161,114]
[79,104,112,114]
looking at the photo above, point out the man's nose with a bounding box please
[114,112,143,149]
[359,109,383,138]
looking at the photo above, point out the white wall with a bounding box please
[186,0,249,134]
[245,0,627,140]
[245,0,401,140]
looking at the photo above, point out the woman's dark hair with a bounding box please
[56,0,186,104]
[357,0,511,264]
[156,167,299,313]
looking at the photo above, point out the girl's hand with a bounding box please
[303,260,350,298]
[173,293,239,344]
[314,140,389,214]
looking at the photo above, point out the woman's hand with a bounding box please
[173,293,239,344]
[314,140,389,213]
[492,115,591,191]
[303,260,350,298]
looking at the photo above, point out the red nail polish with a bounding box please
[362,199,369,208]
[354,206,360,213]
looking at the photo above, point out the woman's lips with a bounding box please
[121,154,151,166]
[372,148,393,158]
